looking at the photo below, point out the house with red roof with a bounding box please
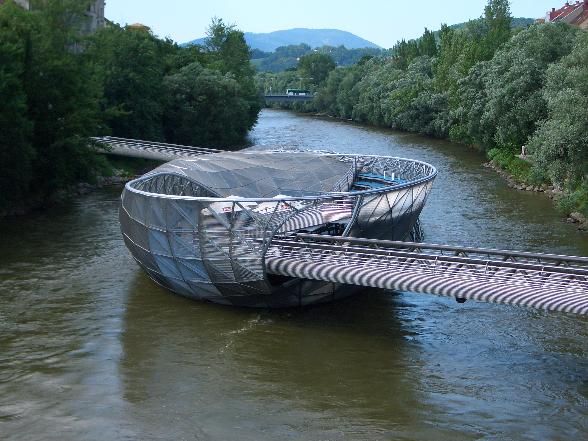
[546,1,588,28]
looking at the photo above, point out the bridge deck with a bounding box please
[266,234,588,315]
[264,94,314,103]
[92,136,220,161]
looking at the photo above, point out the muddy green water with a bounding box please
[1,109,587,441]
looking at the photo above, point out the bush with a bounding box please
[556,181,588,216]
[487,148,538,184]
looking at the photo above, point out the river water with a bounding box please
[1,109,587,441]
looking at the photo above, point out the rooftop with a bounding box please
[144,152,354,198]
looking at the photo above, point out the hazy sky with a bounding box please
[106,0,561,48]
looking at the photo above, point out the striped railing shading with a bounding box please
[265,234,588,315]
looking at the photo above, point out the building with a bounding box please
[84,0,105,34]
[546,0,588,28]
[0,0,30,8]
[126,22,151,33]
[0,0,105,33]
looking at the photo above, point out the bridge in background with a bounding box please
[93,137,588,315]
[264,94,315,103]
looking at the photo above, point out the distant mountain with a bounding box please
[186,28,381,51]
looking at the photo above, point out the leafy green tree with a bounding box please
[314,67,346,116]
[337,64,366,118]
[528,31,588,188]
[163,62,255,148]
[392,38,420,69]
[25,0,104,193]
[451,22,578,149]
[0,1,33,210]
[297,52,336,86]
[88,25,166,141]
[479,22,578,151]
[418,28,438,58]
[384,57,448,137]
[352,60,402,125]
[435,1,512,122]
[203,18,261,135]
[482,0,512,59]
[205,18,255,81]
[449,61,490,145]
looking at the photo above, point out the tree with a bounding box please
[528,31,588,188]
[482,0,512,59]
[352,60,402,125]
[0,1,33,210]
[380,57,448,137]
[392,38,420,69]
[163,62,255,148]
[203,18,261,133]
[205,17,235,53]
[450,22,579,149]
[297,52,336,86]
[88,25,167,141]
[418,28,438,58]
[25,0,104,193]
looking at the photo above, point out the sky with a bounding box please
[106,0,563,48]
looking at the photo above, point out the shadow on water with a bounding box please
[118,274,467,440]
[119,269,588,440]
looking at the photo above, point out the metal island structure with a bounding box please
[95,137,588,314]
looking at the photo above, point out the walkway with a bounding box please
[266,234,588,314]
[92,136,220,161]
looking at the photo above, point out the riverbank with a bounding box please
[0,172,130,219]
[301,108,588,232]
[0,156,161,220]
[483,160,588,231]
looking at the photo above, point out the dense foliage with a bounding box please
[251,43,388,72]
[263,0,588,216]
[0,2,261,212]
[0,0,103,210]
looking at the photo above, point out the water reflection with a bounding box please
[119,274,455,439]
[118,271,588,440]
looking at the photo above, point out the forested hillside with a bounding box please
[186,28,381,52]
[251,44,389,72]
[263,0,588,217]
[0,1,260,213]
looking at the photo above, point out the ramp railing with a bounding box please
[91,136,222,161]
[265,234,588,315]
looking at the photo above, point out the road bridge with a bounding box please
[264,94,314,103]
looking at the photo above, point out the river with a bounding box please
[0,109,587,441]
